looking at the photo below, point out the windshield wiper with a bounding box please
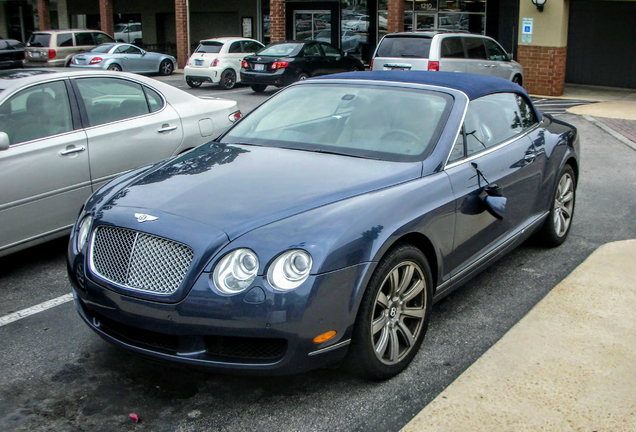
[278,146,381,161]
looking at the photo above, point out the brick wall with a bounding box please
[270,0,286,42]
[175,0,188,69]
[517,45,567,96]
[37,0,51,31]
[387,0,405,34]
[99,0,114,37]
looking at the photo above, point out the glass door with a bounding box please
[293,10,332,41]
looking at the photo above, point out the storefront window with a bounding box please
[396,0,486,36]
[415,0,438,12]
[439,0,486,13]
[262,0,270,44]
[341,0,370,60]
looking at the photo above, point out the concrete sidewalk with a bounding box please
[402,240,636,432]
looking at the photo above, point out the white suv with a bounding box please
[371,31,524,86]
[184,37,265,90]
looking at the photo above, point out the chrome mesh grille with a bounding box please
[91,226,194,295]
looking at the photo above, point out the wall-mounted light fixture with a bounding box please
[531,0,547,12]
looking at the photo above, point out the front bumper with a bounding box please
[69,257,373,375]
[240,69,297,87]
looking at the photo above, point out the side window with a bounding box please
[464,93,525,155]
[75,32,95,46]
[448,126,466,163]
[516,95,538,129]
[242,40,263,53]
[441,37,464,59]
[229,42,242,53]
[75,78,150,126]
[484,39,507,61]
[464,37,487,60]
[131,25,142,32]
[122,45,142,55]
[0,81,73,145]
[144,87,164,113]
[94,32,115,44]
[57,33,74,47]
[304,44,322,57]
[320,43,341,57]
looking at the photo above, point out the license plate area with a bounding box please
[254,64,265,71]
[195,59,203,66]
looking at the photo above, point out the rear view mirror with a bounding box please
[0,131,9,151]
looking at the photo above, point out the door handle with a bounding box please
[158,124,177,133]
[60,146,86,155]
[524,151,536,163]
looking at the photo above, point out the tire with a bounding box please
[535,165,576,247]
[512,75,523,86]
[107,63,122,71]
[297,73,310,82]
[251,84,267,93]
[219,68,237,90]
[186,78,202,88]
[159,59,174,76]
[346,243,433,380]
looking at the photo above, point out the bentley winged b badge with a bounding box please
[135,213,158,223]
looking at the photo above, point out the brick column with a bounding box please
[387,0,405,33]
[517,46,567,96]
[99,0,114,37]
[37,0,51,31]
[175,0,189,69]
[270,0,286,42]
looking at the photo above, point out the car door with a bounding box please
[0,79,90,253]
[303,42,327,76]
[484,38,515,81]
[119,45,146,72]
[72,77,184,191]
[226,41,246,74]
[319,42,348,74]
[438,36,467,73]
[445,92,541,276]
[462,36,491,76]
[74,32,96,55]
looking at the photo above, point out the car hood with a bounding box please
[102,143,422,240]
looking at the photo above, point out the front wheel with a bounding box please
[346,243,433,380]
[159,59,174,76]
[250,84,267,92]
[535,165,576,247]
[219,69,237,90]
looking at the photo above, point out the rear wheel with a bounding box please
[186,78,202,88]
[251,84,267,92]
[159,59,174,76]
[346,243,433,380]
[107,63,122,71]
[297,73,310,82]
[219,69,237,90]
[512,75,523,86]
[536,165,576,247]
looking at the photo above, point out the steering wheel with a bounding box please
[380,129,420,144]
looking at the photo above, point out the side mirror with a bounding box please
[484,184,506,220]
[141,50,146,56]
[0,131,10,151]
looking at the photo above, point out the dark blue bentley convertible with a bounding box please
[67,71,579,379]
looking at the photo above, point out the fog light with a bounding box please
[313,331,336,344]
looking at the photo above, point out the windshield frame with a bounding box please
[218,81,455,163]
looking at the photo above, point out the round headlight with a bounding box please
[213,248,259,294]
[267,249,313,291]
[76,215,93,250]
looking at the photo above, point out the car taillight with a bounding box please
[271,61,289,70]
[48,49,56,60]
[370,59,374,70]
[228,110,242,123]
[186,57,191,66]
[428,61,439,71]
[241,60,249,69]
[211,58,219,67]
[89,57,103,65]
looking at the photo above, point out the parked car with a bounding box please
[241,41,365,92]
[371,31,524,86]
[0,69,240,257]
[343,15,370,32]
[24,29,116,68]
[184,37,265,90]
[315,29,361,53]
[0,39,25,69]
[69,43,176,75]
[66,71,579,378]
[114,22,142,45]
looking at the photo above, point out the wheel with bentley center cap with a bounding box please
[536,165,576,247]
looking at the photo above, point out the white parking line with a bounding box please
[0,293,73,328]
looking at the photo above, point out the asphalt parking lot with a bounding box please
[1,76,635,431]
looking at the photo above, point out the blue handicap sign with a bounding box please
[524,25,531,33]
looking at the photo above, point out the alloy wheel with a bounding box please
[371,261,427,365]
[162,61,173,75]
[221,70,236,89]
[553,172,574,237]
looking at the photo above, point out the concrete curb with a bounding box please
[582,115,636,152]
[401,240,636,432]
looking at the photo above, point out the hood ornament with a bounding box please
[135,213,158,223]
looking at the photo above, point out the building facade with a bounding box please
[1,0,635,95]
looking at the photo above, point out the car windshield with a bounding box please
[91,44,114,53]
[114,24,127,32]
[377,36,432,58]
[27,33,51,47]
[220,84,453,162]
[195,42,223,53]
[257,43,302,57]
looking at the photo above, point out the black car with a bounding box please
[0,39,25,69]
[240,41,364,92]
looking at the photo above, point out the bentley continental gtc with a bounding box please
[67,72,579,379]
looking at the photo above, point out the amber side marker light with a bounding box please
[313,331,337,344]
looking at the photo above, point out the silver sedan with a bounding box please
[69,43,177,75]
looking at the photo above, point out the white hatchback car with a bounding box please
[184,37,265,90]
